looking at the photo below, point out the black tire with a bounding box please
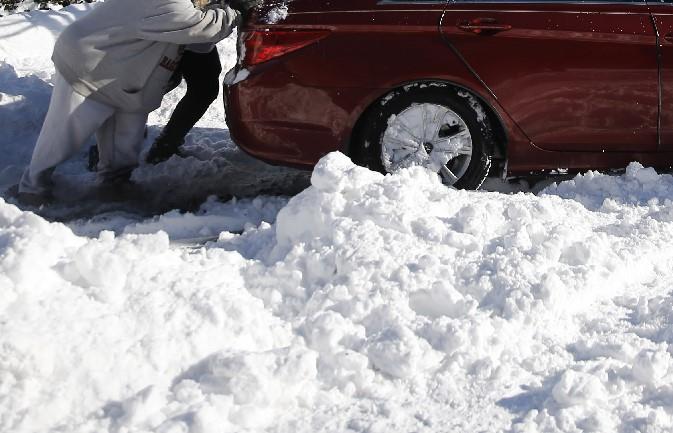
[352,84,492,190]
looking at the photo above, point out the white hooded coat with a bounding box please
[52,0,239,113]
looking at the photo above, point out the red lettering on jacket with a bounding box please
[159,56,179,71]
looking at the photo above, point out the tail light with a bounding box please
[241,30,330,66]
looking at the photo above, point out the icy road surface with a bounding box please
[3,5,673,433]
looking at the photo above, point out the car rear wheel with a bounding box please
[353,85,492,190]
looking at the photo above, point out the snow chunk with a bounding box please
[552,370,608,407]
[264,4,289,24]
[310,151,382,193]
[631,348,672,386]
[223,67,249,85]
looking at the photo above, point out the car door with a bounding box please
[648,0,673,151]
[440,0,659,153]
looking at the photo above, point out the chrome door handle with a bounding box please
[665,33,673,43]
[457,18,512,35]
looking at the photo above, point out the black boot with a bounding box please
[145,133,185,165]
[88,145,99,172]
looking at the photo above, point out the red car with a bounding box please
[224,0,673,189]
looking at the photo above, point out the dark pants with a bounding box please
[88,48,222,171]
[162,48,222,141]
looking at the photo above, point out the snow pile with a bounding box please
[543,162,673,210]
[2,153,673,432]
[0,196,296,432]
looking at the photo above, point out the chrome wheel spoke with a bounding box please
[385,135,418,150]
[390,149,427,172]
[448,129,471,140]
[440,165,459,185]
[431,106,443,131]
[428,137,451,150]
[392,148,415,163]
[423,104,438,141]
[430,131,472,156]
[431,130,468,145]
[421,104,428,141]
[397,121,422,142]
[456,146,472,156]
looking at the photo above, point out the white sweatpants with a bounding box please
[19,72,148,194]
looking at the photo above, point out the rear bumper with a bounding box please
[224,66,365,169]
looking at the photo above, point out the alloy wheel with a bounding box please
[380,103,473,186]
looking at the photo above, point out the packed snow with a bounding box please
[2,5,673,433]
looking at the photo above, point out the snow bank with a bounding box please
[0,4,97,189]
[0,62,52,187]
[3,154,673,432]
[0,4,92,79]
[543,162,673,210]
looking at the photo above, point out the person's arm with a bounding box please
[137,0,240,45]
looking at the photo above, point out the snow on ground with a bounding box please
[4,155,673,433]
[2,6,673,433]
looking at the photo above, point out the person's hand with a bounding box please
[193,0,225,10]
[226,0,264,18]
[193,0,210,9]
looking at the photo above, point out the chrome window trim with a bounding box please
[299,8,651,14]
[378,0,446,3]
[297,0,654,15]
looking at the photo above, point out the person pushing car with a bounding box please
[144,37,224,165]
[17,0,253,205]
[144,0,233,164]
[87,0,261,167]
